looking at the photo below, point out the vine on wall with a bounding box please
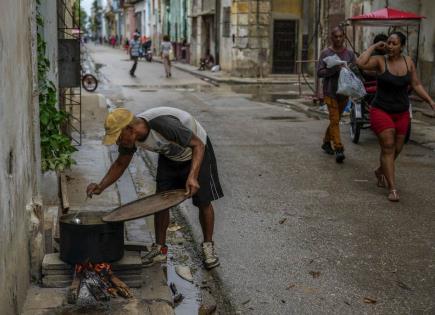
[37,0,76,172]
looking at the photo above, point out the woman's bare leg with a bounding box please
[377,129,396,190]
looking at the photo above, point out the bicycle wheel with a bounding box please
[82,74,98,92]
[349,102,361,144]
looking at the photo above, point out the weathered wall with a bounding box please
[272,0,300,15]
[0,0,41,314]
[419,0,435,96]
[231,0,272,77]
[219,0,233,71]
[39,0,60,206]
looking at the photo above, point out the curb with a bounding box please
[152,57,313,86]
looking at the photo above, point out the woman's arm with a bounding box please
[356,43,384,71]
[408,57,435,109]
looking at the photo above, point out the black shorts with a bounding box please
[156,137,224,207]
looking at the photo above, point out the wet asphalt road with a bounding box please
[88,45,435,315]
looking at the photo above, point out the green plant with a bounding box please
[37,1,76,172]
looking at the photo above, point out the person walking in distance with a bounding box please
[129,32,141,77]
[357,32,435,201]
[161,35,172,78]
[317,27,356,163]
[86,107,223,269]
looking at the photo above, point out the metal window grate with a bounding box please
[222,7,231,38]
[57,0,82,146]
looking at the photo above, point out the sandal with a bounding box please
[388,189,400,202]
[375,170,386,188]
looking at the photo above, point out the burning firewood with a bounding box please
[68,262,133,303]
[109,274,133,298]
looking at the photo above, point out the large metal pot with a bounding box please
[60,211,124,264]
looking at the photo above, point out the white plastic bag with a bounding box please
[211,65,220,72]
[323,54,347,68]
[337,67,366,99]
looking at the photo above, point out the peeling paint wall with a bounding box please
[0,0,40,314]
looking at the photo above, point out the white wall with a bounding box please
[0,0,41,314]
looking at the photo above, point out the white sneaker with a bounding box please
[202,242,220,269]
[141,243,167,267]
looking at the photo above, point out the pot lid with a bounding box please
[102,189,188,222]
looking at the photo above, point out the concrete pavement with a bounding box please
[89,44,435,315]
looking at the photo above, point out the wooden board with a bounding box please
[102,189,188,222]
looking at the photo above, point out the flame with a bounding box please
[74,262,112,274]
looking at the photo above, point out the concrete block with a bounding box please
[237,26,249,37]
[258,13,270,26]
[238,13,249,25]
[259,1,271,13]
[249,25,269,37]
[249,0,271,13]
[235,37,249,49]
[237,2,249,13]
[140,265,173,303]
[43,253,70,270]
[113,251,143,270]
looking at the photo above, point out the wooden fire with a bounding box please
[67,262,132,304]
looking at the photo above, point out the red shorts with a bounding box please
[370,107,410,135]
[370,107,411,135]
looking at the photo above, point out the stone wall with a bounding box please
[0,0,41,314]
[231,0,272,77]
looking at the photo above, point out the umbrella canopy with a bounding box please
[349,7,424,26]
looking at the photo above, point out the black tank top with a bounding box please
[372,56,411,114]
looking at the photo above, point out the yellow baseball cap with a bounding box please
[102,108,134,145]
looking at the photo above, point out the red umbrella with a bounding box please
[349,7,425,21]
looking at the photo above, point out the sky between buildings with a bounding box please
[81,0,106,15]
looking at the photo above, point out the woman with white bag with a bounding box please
[357,32,435,202]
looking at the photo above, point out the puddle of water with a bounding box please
[166,249,200,315]
[166,230,201,315]
[229,84,309,103]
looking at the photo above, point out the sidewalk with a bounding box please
[149,54,314,86]
[22,93,174,315]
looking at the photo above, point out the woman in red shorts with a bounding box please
[357,32,435,201]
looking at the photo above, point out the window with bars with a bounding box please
[222,7,231,38]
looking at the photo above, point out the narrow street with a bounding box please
[89,44,435,314]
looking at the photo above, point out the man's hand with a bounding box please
[86,183,103,198]
[185,176,200,197]
[430,100,435,111]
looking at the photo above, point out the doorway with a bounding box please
[272,20,297,74]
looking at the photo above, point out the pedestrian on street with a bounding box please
[317,26,356,163]
[357,32,435,202]
[86,107,224,269]
[161,35,172,78]
[129,33,141,77]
